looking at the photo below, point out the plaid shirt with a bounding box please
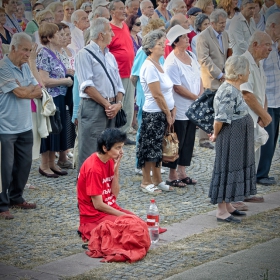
[262,40,280,108]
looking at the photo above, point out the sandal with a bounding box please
[157,182,174,192]
[180,177,197,185]
[166,179,186,188]
[140,184,162,194]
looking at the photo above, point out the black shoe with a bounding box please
[50,168,68,176]
[125,138,136,145]
[230,210,246,216]
[217,215,241,223]
[199,142,214,149]
[257,177,276,185]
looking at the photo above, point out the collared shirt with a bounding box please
[75,41,125,99]
[240,50,267,126]
[265,4,280,20]
[68,26,85,55]
[212,28,224,53]
[228,13,256,55]
[4,13,22,33]
[261,39,280,108]
[0,55,38,134]
[140,14,149,27]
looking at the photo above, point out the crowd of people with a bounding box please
[0,0,280,243]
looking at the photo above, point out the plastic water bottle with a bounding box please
[147,199,159,244]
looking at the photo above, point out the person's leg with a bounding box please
[73,125,79,169]
[0,133,16,212]
[135,104,143,169]
[9,130,33,205]
[257,108,280,180]
[40,151,54,174]
[119,78,134,135]
[216,202,231,219]
[141,162,154,187]
[78,99,107,172]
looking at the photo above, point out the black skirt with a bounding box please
[209,114,257,204]
[136,111,167,169]
[40,94,68,153]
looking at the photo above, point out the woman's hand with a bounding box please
[65,77,73,87]
[166,114,173,127]
[171,107,176,124]
[209,133,217,142]
[29,43,39,62]
[114,150,123,171]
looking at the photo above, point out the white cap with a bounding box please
[166,25,191,45]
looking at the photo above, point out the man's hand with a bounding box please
[33,85,43,98]
[219,74,225,83]
[114,150,123,171]
[105,103,121,119]
[66,77,73,87]
[74,118,78,126]
[258,112,272,127]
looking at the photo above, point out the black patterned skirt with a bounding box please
[136,111,167,169]
[209,114,257,204]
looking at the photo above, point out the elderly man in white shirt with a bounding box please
[75,17,125,171]
[228,0,256,55]
[240,30,272,202]
[139,0,154,27]
[68,9,90,54]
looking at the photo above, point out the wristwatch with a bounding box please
[117,100,123,108]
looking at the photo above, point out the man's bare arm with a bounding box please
[242,90,271,127]
[13,84,42,99]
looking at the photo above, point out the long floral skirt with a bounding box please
[136,111,167,169]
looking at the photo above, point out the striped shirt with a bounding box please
[262,40,280,108]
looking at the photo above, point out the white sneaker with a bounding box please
[67,152,73,158]
[135,168,142,175]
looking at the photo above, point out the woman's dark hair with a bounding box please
[97,128,127,154]
[56,22,69,31]
[32,2,44,11]
[171,35,182,49]
[125,14,139,32]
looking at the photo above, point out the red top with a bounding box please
[108,22,134,78]
[77,153,122,224]
[188,30,197,50]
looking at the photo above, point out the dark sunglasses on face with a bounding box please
[85,10,92,14]
[134,22,141,26]
[35,9,44,12]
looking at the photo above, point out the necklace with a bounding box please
[148,57,162,68]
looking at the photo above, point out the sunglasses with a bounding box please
[85,10,92,14]
[35,9,44,12]
[134,22,141,26]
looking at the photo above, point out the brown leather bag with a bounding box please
[162,125,179,163]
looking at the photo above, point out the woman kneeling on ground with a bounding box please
[77,128,134,242]
[209,56,256,223]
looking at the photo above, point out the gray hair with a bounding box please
[209,9,227,23]
[194,13,209,32]
[142,30,165,56]
[9,32,32,52]
[125,0,138,7]
[108,0,122,11]
[248,30,269,47]
[168,0,184,11]
[81,2,92,10]
[225,56,249,81]
[90,17,109,40]
[140,0,152,11]
[265,12,280,29]
[71,9,84,24]
[90,6,107,19]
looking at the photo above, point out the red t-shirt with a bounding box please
[108,22,134,78]
[77,153,122,224]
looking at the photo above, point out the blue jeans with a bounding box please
[257,107,280,179]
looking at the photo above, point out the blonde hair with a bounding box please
[195,0,213,13]
[142,18,165,36]
[35,9,54,25]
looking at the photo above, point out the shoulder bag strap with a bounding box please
[85,48,116,97]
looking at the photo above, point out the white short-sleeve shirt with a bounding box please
[164,50,201,120]
[140,59,174,113]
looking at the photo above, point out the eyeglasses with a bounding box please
[41,17,54,22]
[134,22,141,26]
[85,10,92,14]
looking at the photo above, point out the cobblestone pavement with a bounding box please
[1,132,280,274]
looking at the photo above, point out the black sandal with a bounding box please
[181,177,197,185]
[166,179,186,188]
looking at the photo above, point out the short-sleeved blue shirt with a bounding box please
[0,55,38,134]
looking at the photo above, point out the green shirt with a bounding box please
[25,20,38,35]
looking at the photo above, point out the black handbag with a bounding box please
[85,49,127,128]
[49,108,63,134]
[185,89,217,133]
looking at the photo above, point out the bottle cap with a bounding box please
[151,199,155,203]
